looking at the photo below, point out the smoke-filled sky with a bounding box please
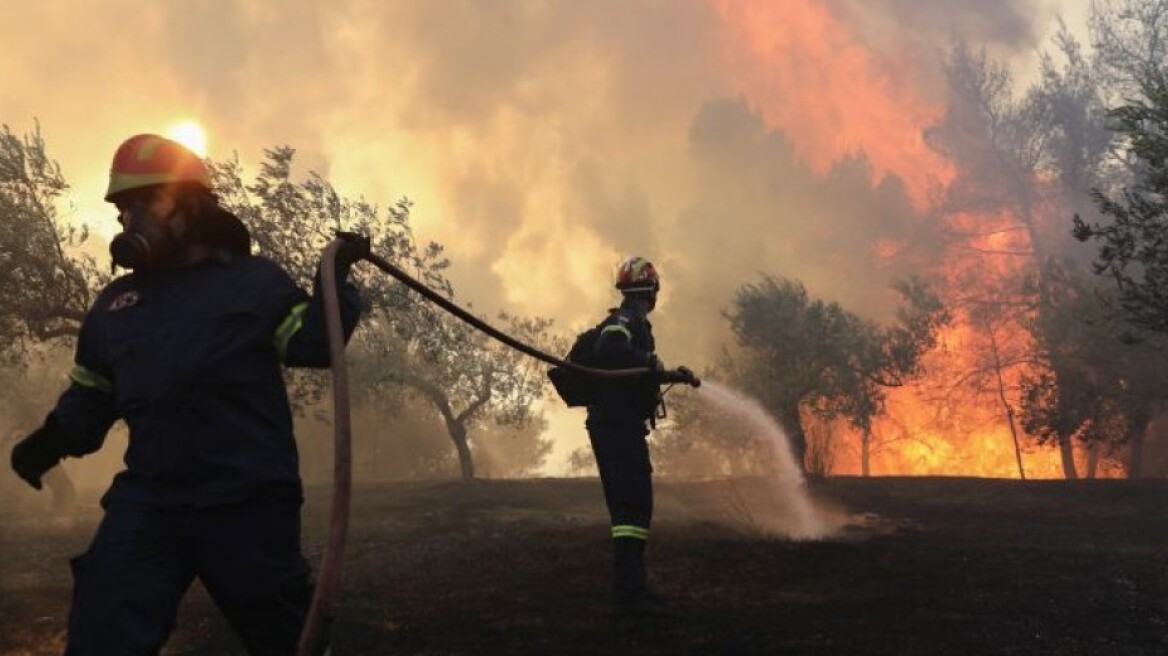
[1,1,1091,469]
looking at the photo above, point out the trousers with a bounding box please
[65,496,312,656]
[587,419,653,597]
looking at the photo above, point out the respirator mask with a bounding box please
[109,201,188,270]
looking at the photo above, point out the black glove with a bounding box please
[676,365,701,388]
[333,231,371,279]
[661,365,701,387]
[11,418,67,491]
[648,354,666,381]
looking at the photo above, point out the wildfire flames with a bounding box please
[711,1,1104,478]
[713,0,954,210]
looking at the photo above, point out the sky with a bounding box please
[0,0,1094,472]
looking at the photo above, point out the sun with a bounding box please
[165,120,208,157]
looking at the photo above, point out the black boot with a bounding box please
[612,538,672,618]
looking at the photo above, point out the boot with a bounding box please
[612,538,673,618]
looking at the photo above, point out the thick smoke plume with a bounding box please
[0,0,1078,475]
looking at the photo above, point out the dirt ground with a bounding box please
[3,476,1168,655]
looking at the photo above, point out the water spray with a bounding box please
[697,382,830,540]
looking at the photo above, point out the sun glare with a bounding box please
[165,120,208,157]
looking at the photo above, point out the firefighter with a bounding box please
[587,256,696,618]
[8,134,366,656]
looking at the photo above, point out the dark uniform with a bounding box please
[586,296,660,606]
[50,254,359,655]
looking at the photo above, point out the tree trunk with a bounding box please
[1085,442,1100,479]
[1005,407,1026,481]
[1125,405,1155,480]
[861,427,871,477]
[776,404,808,475]
[1128,431,1145,480]
[1058,435,1078,480]
[984,316,1026,480]
[401,375,488,481]
[450,422,476,480]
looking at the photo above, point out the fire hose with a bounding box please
[296,238,700,655]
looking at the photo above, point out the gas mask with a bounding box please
[109,203,188,270]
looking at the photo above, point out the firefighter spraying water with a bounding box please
[550,256,701,618]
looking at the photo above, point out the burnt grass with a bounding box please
[3,476,1168,655]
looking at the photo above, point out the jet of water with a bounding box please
[696,381,832,539]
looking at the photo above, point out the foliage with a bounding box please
[719,275,947,471]
[207,148,444,414]
[1073,69,1168,334]
[0,123,103,362]
[209,146,556,478]
[355,303,559,479]
[1089,0,1168,105]
[1018,263,1167,466]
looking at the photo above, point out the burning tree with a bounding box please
[1066,21,1168,478]
[721,275,947,476]
[1018,263,1167,478]
[921,26,1119,479]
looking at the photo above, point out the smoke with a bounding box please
[0,0,1071,344]
[1,0,1081,474]
[827,0,1045,53]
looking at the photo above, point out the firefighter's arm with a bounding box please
[276,269,362,369]
[592,315,657,370]
[11,317,118,490]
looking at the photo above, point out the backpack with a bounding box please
[546,324,604,407]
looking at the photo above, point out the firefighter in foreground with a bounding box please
[8,134,366,655]
[587,256,697,618]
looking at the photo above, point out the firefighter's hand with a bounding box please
[675,366,700,388]
[10,422,65,491]
[648,355,666,380]
[333,231,371,278]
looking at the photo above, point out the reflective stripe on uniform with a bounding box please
[274,302,309,361]
[69,365,113,393]
[600,324,632,341]
[612,524,649,540]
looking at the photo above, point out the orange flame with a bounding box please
[712,1,1120,478]
[713,0,954,209]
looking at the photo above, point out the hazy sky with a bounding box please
[1,0,1093,470]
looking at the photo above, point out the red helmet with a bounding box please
[615,256,660,293]
[105,134,211,201]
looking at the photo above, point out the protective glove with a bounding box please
[660,365,701,387]
[10,418,66,491]
[648,354,666,381]
[333,231,371,279]
[675,365,700,387]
